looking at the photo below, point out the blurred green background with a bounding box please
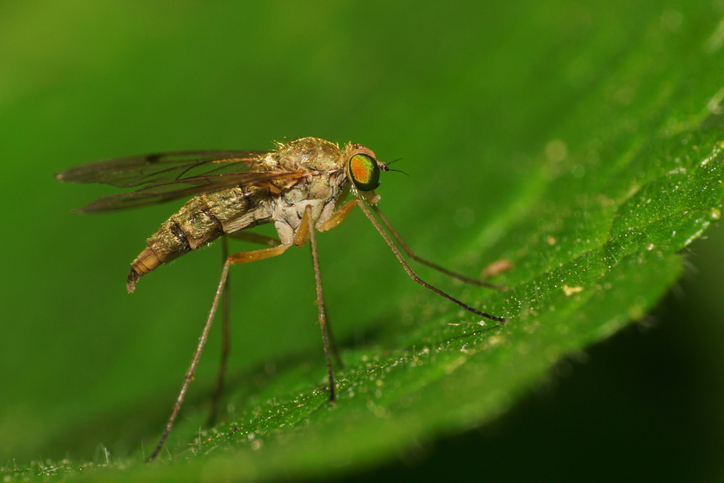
[1,1,723,481]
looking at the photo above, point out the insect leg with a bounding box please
[321,305,343,369]
[207,232,286,424]
[312,200,362,367]
[227,231,282,247]
[357,200,505,323]
[371,205,506,290]
[207,233,284,423]
[317,198,358,233]
[208,237,231,427]
[147,242,290,462]
[296,205,337,403]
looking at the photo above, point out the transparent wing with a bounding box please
[56,150,267,187]
[56,150,305,213]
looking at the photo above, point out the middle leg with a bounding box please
[296,205,337,402]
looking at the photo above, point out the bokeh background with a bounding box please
[1,2,722,481]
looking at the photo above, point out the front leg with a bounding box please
[356,199,505,323]
[318,197,359,233]
[371,205,505,290]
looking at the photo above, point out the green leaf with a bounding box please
[1,1,723,481]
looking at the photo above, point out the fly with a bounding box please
[56,137,506,461]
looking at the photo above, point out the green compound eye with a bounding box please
[349,153,380,191]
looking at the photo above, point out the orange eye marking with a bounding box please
[351,156,372,183]
[349,153,380,191]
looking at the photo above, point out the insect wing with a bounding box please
[57,150,307,213]
[56,150,268,188]
[73,170,306,212]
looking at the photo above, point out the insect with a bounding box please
[56,137,505,461]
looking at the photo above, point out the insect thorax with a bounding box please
[272,168,348,238]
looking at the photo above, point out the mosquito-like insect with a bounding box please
[56,137,505,461]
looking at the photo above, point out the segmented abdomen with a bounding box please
[127,185,271,292]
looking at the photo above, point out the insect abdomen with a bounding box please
[127,186,271,293]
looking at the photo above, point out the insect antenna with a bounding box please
[378,158,409,177]
[378,158,408,176]
[387,168,409,176]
